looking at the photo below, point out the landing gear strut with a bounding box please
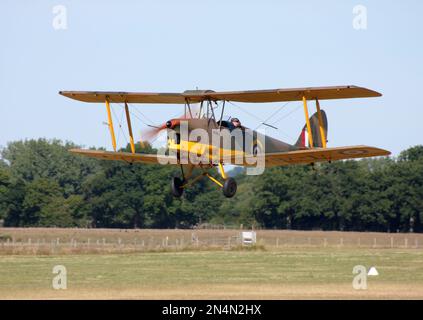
[171,177,184,198]
[170,164,237,199]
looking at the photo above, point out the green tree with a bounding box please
[21,178,63,226]
[1,139,100,196]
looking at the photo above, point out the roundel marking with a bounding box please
[339,149,368,156]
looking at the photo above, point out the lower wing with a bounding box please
[254,145,391,167]
[70,145,390,167]
[69,149,178,165]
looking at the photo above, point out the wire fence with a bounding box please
[0,233,421,255]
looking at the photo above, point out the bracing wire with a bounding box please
[254,101,291,130]
[271,103,302,126]
[227,100,295,139]
[110,104,129,149]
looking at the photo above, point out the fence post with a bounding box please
[391,237,394,249]
[340,238,343,247]
[373,238,377,248]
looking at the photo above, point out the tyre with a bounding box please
[223,177,237,198]
[252,143,263,156]
[171,177,184,198]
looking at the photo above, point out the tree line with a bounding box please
[0,139,422,232]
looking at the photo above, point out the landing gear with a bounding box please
[170,164,237,198]
[171,177,184,198]
[223,177,237,198]
[252,143,262,156]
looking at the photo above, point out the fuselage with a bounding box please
[165,118,300,165]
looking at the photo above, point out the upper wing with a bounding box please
[59,86,381,104]
[59,91,196,104]
[69,149,178,165]
[245,146,390,167]
[208,86,381,103]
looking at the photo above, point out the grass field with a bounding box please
[1,228,423,299]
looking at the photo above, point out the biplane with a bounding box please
[60,85,390,198]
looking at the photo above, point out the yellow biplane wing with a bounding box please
[70,146,390,167]
[69,149,178,165]
[205,86,381,103]
[246,145,391,167]
[59,85,381,104]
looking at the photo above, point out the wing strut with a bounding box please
[124,102,136,154]
[185,99,193,118]
[315,99,327,148]
[105,97,117,151]
[218,101,226,130]
[302,96,314,148]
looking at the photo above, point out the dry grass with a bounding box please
[1,247,423,300]
[4,283,423,300]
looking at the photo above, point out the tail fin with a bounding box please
[295,110,328,148]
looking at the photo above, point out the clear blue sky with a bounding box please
[1,0,422,156]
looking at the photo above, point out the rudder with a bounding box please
[295,110,328,148]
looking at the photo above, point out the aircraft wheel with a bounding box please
[252,143,263,156]
[223,178,237,198]
[171,177,184,198]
